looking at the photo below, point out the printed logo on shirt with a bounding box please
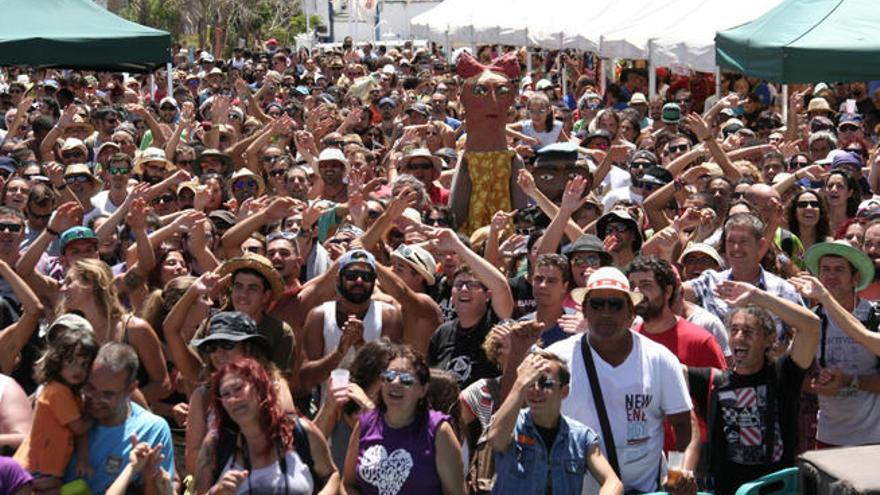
[447,355,472,384]
[105,455,123,475]
[358,445,414,495]
[718,385,784,464]
[625,393,652,445]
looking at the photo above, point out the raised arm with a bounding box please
[684,113,742,182]
[0,259,45,374]
[17,201,83,301]
[536,176,588,255]
[40,104,79,160]
[489,353,547,452]
[434,228,514,319]
[220,196,298,259]
[716,280,818,369]
[516,168,583,241]
[162,272,217,382]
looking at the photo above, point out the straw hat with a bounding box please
[218,253,285,301]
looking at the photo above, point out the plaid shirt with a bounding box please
[689,268,805,341]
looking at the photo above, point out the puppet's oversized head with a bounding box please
[457,51,519,144]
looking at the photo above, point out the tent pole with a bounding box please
[782,84,788,123]
[166,63,172,96]
[150,73,155,102]
[647,39,656,100]
[715,65,721,100]
[560,33,567,102]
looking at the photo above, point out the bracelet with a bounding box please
[46,227,61,237]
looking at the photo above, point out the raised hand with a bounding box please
[789,274,829,302]
[516,168,538,197]
[48,202,84,233]
[212,469,249,495]
[490,209,515,232]
[57,104,79,128]
[126,198,149,230]
[264,196,299,222]
[44,161,65,188]
[683,112,713,142]
[560,176,589,212]
[713,280,759,307]
[515,352,550,390]
[607,144,630,164]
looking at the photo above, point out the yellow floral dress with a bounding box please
[461,150,514,235]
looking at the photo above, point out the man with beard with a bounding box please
[63,343,173,493]
[316,148,349,203]
[601,151,664,211]
[628,256,726,369]
[300,249,403,389]
[596,209,642,269]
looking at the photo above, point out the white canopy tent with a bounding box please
[597,0,785,72]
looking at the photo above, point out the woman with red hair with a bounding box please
[193,357,339,495]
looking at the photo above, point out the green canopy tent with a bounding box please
[0,0,170,72]
[715,0,880,83]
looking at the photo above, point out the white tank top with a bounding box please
[321,300,386,359]
[221,449,314,495]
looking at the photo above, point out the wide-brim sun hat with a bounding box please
[218,253,285,301]
[805,241,875,292]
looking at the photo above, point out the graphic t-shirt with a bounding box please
[429,310,500,388]
[546,333,692,493]
[690,355,805,495]
[355,409,449,495]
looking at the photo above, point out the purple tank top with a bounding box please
[355,408,449,495]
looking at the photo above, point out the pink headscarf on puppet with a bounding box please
[449,51,527,234]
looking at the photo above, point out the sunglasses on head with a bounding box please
[340,269,376,283]
[381,370,416,387]
[0,222,23,233]
[587,297,626,311]
[202,341,238,353]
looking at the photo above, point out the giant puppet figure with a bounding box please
[449,51,528,235]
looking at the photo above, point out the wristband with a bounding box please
[46,227,61,237]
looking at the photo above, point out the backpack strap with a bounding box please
[579,334,621,479]
[292,415,322,489]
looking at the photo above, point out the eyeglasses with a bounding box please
[233,180,258,190]
[0,223,23,233]
[407,161,434,171]
[340,269,376,283]
[587,297,626,312]
[381,370,416,387]
[109,167,130,175]
[570,253,602,268]
[62,151,85,160]
[65,175,91,184]
[605,223,630,234]
[202,341,238,353]
[796,200,820,209]
[535,375,558,391]
[452,280,484,291]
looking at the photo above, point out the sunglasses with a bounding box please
[426,217,450,227]
[109,167,130,175]
[268,169,287,178]
[368,210,382,219]
[587,297,626,312]
[62,151,85,159]
[535,375,558,391]
[262,155,282,163]
[234,180,258,190]
[570,254,602,268]
[65,175,91,184]
[667,144,689,154]
[202,341,238,353]
[452,280,484,290]
[340,269,376,283]
[797,200,820,209]
[407,161,434,171]
[516,227,535,236]
[605,223,630,234]
[0,222,23,233]
[838,124,860,132]
[381,370,416,387]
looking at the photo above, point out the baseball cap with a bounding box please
[831,151,863,171]
[571,267,643,306]
[60,226,98,252]
[45,313,94,341]
[629,150,658,167]
[339,249,377,273]
[378,97,396,108]
[661,102,681,123]
[678,242,724,269]
[839,113,863,126]
[407,102,431,117]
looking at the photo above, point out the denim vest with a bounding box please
[493,409,598,495]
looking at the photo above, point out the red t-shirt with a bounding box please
[636,317,727,450]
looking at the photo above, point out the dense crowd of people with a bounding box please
[0,35,879,495]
